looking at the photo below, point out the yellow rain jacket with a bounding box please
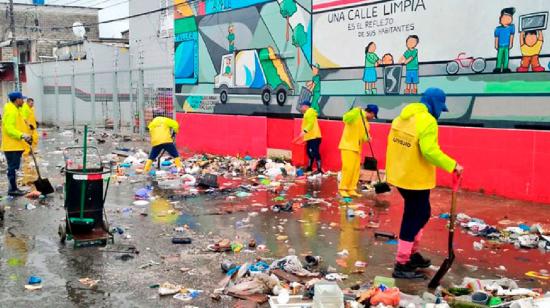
[386,103,456,190]
[21,103,38,148]
[21,103,37,129]
[148,116,179,146]
[1,101,28,151]
[338,107,369,153]
[302,108,321,141]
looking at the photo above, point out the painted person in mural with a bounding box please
[306,64,321,113]
[227,24,235,53]
[223,57,233,77]
[517,30,545,72]
[338,104,378,198]
[297,101,323,174]
[143,112,183,173]
[386,88,464,279]
[493,7,515,73]
[399,35,420,95]
[363,42,381,95]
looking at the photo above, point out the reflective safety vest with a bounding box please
[302,108,321,141]
[1,102,28,151]
[338,107,369,153]
[386,103,456,190]
[148,116,179,146]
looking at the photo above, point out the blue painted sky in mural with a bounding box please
[204,0,272,14]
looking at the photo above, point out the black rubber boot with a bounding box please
[315,160,323,174]
[8,189,26,197]
[410,252,431,268]
[392,262,426,279]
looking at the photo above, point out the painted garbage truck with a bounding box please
[214,47,294,106]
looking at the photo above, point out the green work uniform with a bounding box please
[227,33,235,52]
[311,74,321,113]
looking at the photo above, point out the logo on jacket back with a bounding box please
[392,137,411,147]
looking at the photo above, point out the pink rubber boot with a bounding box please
[412,229,424,254]
[395,240,414,264]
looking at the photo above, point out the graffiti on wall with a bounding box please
[174,0,550,129]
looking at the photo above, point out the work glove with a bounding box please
[22,134,32,144]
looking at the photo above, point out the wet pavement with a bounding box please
[0,129,548,307]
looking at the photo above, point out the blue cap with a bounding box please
[301,100,311,107]
[420,88,448,119]
[8,91,26,102]
[366,104,379,118]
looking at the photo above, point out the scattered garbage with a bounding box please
[25,203,37,210]
[457,213,550,251]
[79,278,99,287]
[27,276,42,285]
[172,237,192,244]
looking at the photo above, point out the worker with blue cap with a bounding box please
[297,100,323,173]
[338,103,379,198]
[386,88,464,279]
[2,91,33,196]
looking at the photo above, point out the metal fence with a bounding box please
[41,65,174,136]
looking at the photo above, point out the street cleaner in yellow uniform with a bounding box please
[143,114,182,173]
[338,104,378,198]
[2,92,33,196]
[22,98,39,149]
[298,101,322,173]
[386,88,463,279]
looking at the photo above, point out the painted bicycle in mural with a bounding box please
[446,52,487,75]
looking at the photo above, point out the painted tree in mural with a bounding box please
[292,23,307,65]
[280,0,297,41]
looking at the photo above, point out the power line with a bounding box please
[16,0,202,31]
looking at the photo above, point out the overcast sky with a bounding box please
[3,0,129,38]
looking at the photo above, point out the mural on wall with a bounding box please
[174,0,550,129]
[174,0,313,111]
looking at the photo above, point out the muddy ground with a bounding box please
[0,129,548,307]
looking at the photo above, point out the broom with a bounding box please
[360,113,391,194]
[69,125,95,226]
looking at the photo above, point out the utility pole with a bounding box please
[112,49,120,133]
[137,48,145,137]
[9,0,20,91]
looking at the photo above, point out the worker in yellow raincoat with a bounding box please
[386,88,463,279]
[144,114,182,172]
[338,104,378,198]
[297,101,322,173]
[21,98,39,149]
[2,92,33,196]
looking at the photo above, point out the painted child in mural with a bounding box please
[223,57,232,78]
[363,42,381,95]
[493,7,515,73]
[381,53,394,65]
[517,30,545,72]
[227,24,235,53]
[306,64,321,113]
[399,35,420,95]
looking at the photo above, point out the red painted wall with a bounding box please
[176,113,550,204]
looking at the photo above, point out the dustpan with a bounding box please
[28,144,54,195]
